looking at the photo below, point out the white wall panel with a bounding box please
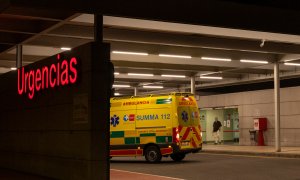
[198,86,300,146]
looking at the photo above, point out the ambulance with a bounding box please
[110,92,202,163]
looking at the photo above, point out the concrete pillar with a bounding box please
[274,62,281,152]
[16,44,22,68]
[134,87,138,96]
[94,14,103,42]
[93,14,110,179]
[191,76,195,94]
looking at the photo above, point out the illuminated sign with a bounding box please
[18,54,78,99]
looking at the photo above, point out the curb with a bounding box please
[201,150,300,159]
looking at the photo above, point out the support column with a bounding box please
[94,14,103,42]
[134,87,138,96]
[191,76,195,94]
[16,44,22,68]
[93,14,110,180]
[274,62,281,152]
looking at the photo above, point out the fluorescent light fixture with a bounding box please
[284,59,299,62]
[224,106,238,109]
[128,73,154,77]
[200,72,219,76]
[161,74,186,78]
[240,59,268,64]
[284,62,300,66]
[201,57,231,62]
[113,84,131,88]
[114,93,121,96]
[159,54,191,59]
[200,108,213,110]
[10,67,17,70]
[61,47,71,51]
[143,85,164,89]
[112,51,148,56]
[200,76,223,80]
[114,72,120,75]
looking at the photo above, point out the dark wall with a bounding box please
[0,42,111,180]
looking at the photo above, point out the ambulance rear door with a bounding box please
[177,95,202,150]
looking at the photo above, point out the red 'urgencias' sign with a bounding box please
[17,54,78,99]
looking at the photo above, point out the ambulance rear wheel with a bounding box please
[170,153,185,162]
[145,146,162,163]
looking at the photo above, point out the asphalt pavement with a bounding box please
[110,153,300,180]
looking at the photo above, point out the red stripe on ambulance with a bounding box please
[110,149,143,156]
[182,127,191,140]
[192,127,201,141]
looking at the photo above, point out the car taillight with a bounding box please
[173,127,180,143]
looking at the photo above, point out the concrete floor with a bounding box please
[110,153,300,180]
[1,145,300,179]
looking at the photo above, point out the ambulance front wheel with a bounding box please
[145,146,162,163]
[170,153,186,162]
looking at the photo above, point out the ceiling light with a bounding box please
[161,74,186,78]
[112,51,148,56]
[200,76,223,80]
[61,47,71,51]
[114,72,120,75]
[10,67,17,70]
[240,59,268,64]
[201,57,231,62]
[114,93,121,96]
[284,59,299,62]
[128,73,154,77]
[113,84,131,88]
[143,85,164,89]
[159,54,191,59]
[200,72,219,76]
[284,62,300,66]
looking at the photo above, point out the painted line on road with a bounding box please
[111,169,185,180]
[197,152,300,160]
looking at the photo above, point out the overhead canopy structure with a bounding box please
[1,0,300,95]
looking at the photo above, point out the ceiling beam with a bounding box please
[7,0,300,36]
[0,15,57,34]
[0,32,31,45]
[47,25,300,55]
[113,60,232,73]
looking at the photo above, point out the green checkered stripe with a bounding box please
[110,131,172,145]
[156,98,172,104]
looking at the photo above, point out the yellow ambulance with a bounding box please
[110,92,202,163]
